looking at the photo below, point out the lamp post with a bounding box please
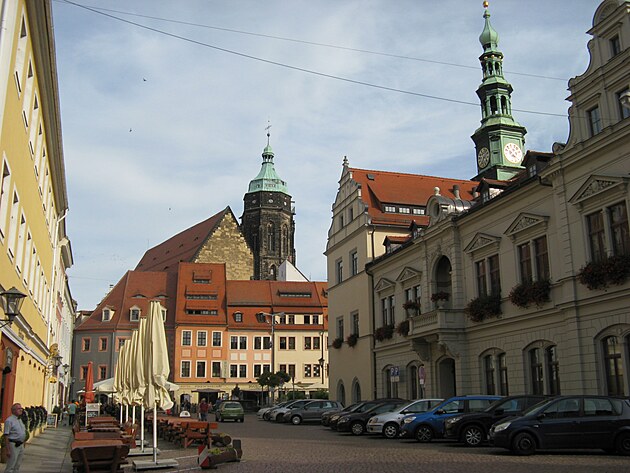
[0,287,27,328]
[318,330,325,386]
[256,311,284,402]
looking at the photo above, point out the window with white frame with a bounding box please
[197,331,207,347]
[212,332,222,347]
[588,106,602,136]
[196,361,206,378]
[336,259,343,284]
[475,254,501,296]
[129,307,140,321]
[230,336,247,350]
[350,250,358,276]
[182,330,192,346]
[212,361,221,378]
[601,334,628,396]
[239,365,247,378]
[0,160,11,239]
[181,361,191,377]
[313,314,319,325]
[336,317,344,340]
[102,309,112,322]
[525,341,559,396]
[480,349,508,396]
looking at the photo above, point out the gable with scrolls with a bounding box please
[374,278,396,293]
[396,267,421,283]
[463,233,501,255]
[569,175,628,209]
[504,213,549,241]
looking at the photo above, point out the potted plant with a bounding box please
[396,319,410,336]
[346,333,358,347]
[331,337,343,349]
[509,279,551,308]
[402,300,420,316]
[374,324,394,341]
[431,291,449,308]
[465,294,502,322]
[578,254,630,290]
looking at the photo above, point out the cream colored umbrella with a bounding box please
[143,301,174,464]
[131,317,148,452]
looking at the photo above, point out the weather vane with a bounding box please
[483,1,489,8]
[265,120,272,145]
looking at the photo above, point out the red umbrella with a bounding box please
[84,361,95,403]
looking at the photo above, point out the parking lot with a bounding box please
[160,413,630,472]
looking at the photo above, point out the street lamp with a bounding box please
[0,287,27,328]
[318,330,325,386]
[256,311,284,402]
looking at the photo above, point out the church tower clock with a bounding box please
[241,133,296,280]
[472,1,527,180]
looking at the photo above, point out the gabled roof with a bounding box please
[349,168,477,227]
[135,207,235,272]
[75,270,173,331]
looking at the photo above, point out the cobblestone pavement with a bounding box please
[152,413,630,473]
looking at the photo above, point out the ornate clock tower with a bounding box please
[472,2,527,180]
[241,133,296,280]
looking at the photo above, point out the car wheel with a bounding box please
[291,415,302,425]
[462,424,485,447]
[383,423,400,439]
[350,422,365,436]
[615,432,630,455]
[415,425,434,443]
[263,412,270,421]
[511,432,536,456]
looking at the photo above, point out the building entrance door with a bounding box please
[438,358,456,398]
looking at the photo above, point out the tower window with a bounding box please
[610,35,621,57]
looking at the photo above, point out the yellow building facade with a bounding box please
[0,0,72,419]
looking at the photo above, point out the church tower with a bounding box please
[472,1,527,180]
[241,133,296,280]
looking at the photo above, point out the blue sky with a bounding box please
[51,0,597,309]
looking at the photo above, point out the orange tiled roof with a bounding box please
[349,168,477,227]
[135,207,232,272]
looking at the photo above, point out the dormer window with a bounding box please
[528,165,537,178]
[384,205,395,213]
[130,307,140,321]
[102,309,112,322]
[161,308,167,322]
[399,207,410,214]
[234,312,243,323]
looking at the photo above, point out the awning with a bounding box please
[192,388,224,394]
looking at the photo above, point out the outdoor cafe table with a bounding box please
[88,426,122,433]
[71,439,124,450]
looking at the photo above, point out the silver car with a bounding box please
[367,398,443,438]
[257,401,290,420]
[268,399,312,422]
[282,400,344,425]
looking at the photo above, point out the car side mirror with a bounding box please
[536,413,546,420]
[494,408,504,416]
[436,409,445,415]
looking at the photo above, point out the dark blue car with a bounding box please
[400,395,502,442]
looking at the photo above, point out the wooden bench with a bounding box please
[70,443,129,473]
[177,421,218,448]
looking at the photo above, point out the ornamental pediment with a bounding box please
[569,175,628,209]
[463,233,501,254]
[374,278,396,293]
[504,213,549,240]
[396,267,421,282]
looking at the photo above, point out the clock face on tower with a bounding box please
[503,142,523,164]
[477,147,490,168]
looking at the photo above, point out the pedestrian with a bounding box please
[67,400,77,426]
[199,399,209,421]
[3,403,27,472]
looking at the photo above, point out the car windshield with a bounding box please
[519,398,555,416]
[341,402,360,412]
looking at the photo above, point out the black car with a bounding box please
[444,395,547,447]
[336,399,408,436]
[489,395,630,455]
[321,402,361,427]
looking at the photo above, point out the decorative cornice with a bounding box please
[568,175,628,209]
[374,278,396,293]
[396,267,421,282]
[504,213,549,240]
[463,233,501,254]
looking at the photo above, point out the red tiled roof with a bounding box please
[384,235,410,244]
[135,207,232,272]
[349,168,477,227]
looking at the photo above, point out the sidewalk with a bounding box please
[1,424,74,473]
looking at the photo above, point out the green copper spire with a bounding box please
[471,1,527,180]
[247,131,289,194]
[479,1,499,52]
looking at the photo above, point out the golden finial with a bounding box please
[483,1,489,8]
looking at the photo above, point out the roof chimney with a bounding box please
[434,187,440,196]
[453,185,460,199]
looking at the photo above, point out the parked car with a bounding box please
[282,400,344,425]
[322,402,361,426]
[337,399,408,435]
[367,399,443,439]
[268,399,312,422]
[400,395,502,442]
[329,399,404,430]
[257,401,290,420]
[444,395,547,446]
[489,395,630,456]
[215,401,244,422]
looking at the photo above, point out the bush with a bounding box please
[465,294,502,322]
[430,292,449,302]
[509,279,551,308]
[310,390,329,399]
[332,337,343,349]
[346,333,358,347]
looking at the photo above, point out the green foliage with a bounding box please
[310,390,329,399]
[286,391,306,400]
[578,255,630,290]
[374,324,394,341]
[509,279,551,308]
[257,370,291,389]
[465,294,502,322]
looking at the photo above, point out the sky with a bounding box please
[51,0,598,310]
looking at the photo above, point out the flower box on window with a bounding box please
[509,279,551,308]
[465,294,502,322]
[374,324,394,342]
[430,292,450,302]
[346,333,358,347]
[578,255,630,290]
[402,300,420,316]
[331,337,343,349]
[396,319,410,336]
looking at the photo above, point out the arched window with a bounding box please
[529,348,544,395]
[498,352,509,395]
[525,341,559,395]
[337,382,346,405]
[269,265,277,281]
[267,222,276,252]
[281,225,288,257]
[603,336,624,395]
[408,365,418,399]
[352,379,362,403]
[501,96,508,114]
[484,355,496,395]
[490,96,498,115]
[546,345,560,395]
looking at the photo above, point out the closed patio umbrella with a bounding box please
[84,361,95,403]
